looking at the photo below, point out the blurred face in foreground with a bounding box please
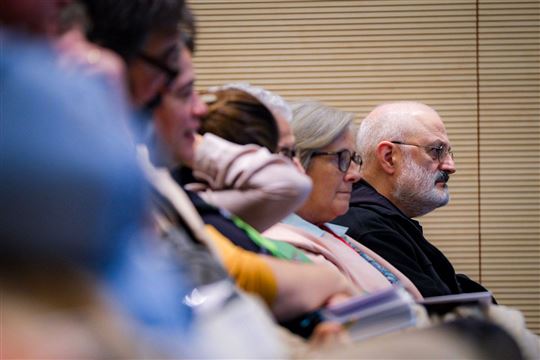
[0,0,72,36]
[154,46,208,165]
[127,31,181,109]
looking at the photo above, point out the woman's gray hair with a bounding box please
[290,100,355,170]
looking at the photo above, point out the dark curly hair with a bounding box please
[81,0,187,61]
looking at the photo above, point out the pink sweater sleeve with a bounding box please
[190,133,312,232]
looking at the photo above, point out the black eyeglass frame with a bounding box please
[278,147,297,160]
[311,149,362,172]
[391,141,454,162]
[137,52,179,88]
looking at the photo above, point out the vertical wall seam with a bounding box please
[476,0,482,282]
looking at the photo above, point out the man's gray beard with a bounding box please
[393,153,450,218]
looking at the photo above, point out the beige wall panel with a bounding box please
[478,0,539,334]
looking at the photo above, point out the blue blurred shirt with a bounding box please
[0,29,192,354]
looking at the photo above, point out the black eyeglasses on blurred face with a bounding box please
[311,149,362,172]
[278,147,297,160]
[391,141,454,163]
[137,52,179,88]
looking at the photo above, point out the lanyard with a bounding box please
[319,224,400,285]
[231,216,312,263]
[319,224,356,251]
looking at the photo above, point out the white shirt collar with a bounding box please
[282,213,350,238]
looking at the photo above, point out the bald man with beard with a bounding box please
[334,101,490,298]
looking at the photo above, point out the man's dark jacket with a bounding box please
[333,180,489,298]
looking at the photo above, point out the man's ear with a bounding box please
[376,141,397,175]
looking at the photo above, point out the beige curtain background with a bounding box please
[189,0,540,334]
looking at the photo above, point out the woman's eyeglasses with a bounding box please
[311,149,362,172]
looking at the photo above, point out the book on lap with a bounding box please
[419,291,492,315]
[321,287,492,341]
[321,286,417,341]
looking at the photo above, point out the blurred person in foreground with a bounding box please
[0,0,192,357]
[78,1,285,357]
[80,0,361,355]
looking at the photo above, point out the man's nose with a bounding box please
[192,92,208,117]
[439,153,456,174]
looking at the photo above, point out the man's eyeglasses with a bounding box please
[391,141,454,163]
[311,149,362,172]
[278,147,297,160]
[137,52,179,88]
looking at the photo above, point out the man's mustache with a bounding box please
[436,172,450,183]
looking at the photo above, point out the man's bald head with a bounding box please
[356,101,444,166]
